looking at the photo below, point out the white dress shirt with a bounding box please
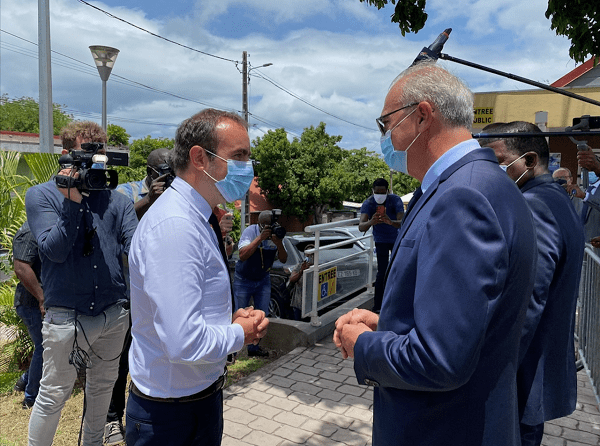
[128,176,244,398]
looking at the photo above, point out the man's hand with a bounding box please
[369,213,384,226]
[380,213,393,225]
[147,174,168,204]
[56,168,83,203]
[219,213,233,234]
[333,308,378,358]
[233,307,269,345]
[591,236,600,249]
[577,146,600,175]
[260,225,272,241]
[565,184,585,199]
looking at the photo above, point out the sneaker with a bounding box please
[14,375,27,392]
[104,420,125,445]
[247,346,269,357]
[21,398,34,410]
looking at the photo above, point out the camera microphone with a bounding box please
[411,28,452,66]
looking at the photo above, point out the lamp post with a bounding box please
[89,46,120,132]
[240,51,272,230]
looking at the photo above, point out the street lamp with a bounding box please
[89,45,119,132]
[240,51,272,230]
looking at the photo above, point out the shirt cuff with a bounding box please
[230,322,246,354]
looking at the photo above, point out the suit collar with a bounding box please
[519,173,554,194]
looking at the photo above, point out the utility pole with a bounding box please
[38,0,53,153]
[241,51,249,230]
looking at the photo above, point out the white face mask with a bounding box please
[499,152,530,184]
[373,193,387,204]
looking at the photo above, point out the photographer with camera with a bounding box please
[234,210,287,357]
[116,147,173,220]
[25,121,137,446]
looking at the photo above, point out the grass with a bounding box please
[0,346,286,446]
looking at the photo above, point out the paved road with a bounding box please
[222,337,600,446]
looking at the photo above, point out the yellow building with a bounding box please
[473,58,600,182]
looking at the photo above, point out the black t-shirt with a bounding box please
[13,221,42,308]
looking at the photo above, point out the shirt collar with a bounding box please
[170,176,213,223]
[421,139,481,193]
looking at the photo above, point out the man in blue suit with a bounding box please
[334,62,538,446]
[482,121,585,446]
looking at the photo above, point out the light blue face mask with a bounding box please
[589,172,599,184]
[380,107,420,175]
[203,150,254,202]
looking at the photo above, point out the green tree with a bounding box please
[252,123,345,223]
[330,147,419,203]
[107,124,130,147]
[545,0,599,64]
[0,95,73,135]
[361,0,598,64]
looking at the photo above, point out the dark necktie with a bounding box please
[581,185,594,225]
[208,213,228,266]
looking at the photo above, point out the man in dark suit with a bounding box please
[334,62,538,446]
[481,121,585,446]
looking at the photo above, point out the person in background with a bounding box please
[358,178,404,313]
[481,121,585,446]
[286,244,314,320]
[552,167,574,185]
[12,221,44,410]
[334,62,537,446]
[25,121,136,445]
[233,210,287,357]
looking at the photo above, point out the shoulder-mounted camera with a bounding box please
[55,142,123,191]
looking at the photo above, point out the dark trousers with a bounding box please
[15,305,44,403]
[125,388,224,446]
[374,242,394,312]
[107,323,132,422]
[520,422,544,446]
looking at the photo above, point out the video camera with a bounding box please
[269,209,286,239]
[55,142,122,191]
[154,162,175,189]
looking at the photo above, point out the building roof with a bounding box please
[551,58,600,88]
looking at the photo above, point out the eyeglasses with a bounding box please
[376,102,419,135]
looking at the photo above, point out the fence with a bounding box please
[577,244,600,408]
[300,218,375,326]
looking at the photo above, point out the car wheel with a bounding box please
[269,283,289,319]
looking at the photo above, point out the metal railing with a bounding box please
[301,218,375,326]
[577,244,600,408]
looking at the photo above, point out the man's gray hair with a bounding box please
[171,108,247,174]
[391,62,474,129]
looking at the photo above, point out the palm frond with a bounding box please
[23,152,60,184]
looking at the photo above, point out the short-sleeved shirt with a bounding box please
[13,221,42,308]
[360,194,404,244]
[235,224,278,281]
[116,179,148,204]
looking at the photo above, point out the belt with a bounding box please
[130,369,227,403]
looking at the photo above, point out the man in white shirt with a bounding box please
[126,109,268,446]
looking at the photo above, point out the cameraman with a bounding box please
[25,121,137,446]
[234,210,287,357]
[116,147,172,220]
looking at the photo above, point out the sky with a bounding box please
[0,0,579,154]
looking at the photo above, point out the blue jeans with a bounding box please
[125,388,224,446]
[28,303,129,446]
[233,273,270,352]
[233,272,271,314]
[16,305,44,403]
[374,242,394,312]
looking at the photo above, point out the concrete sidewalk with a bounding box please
[222,337,600,446]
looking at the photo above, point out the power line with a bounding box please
[251,69,375,131]
[77,0,238,64]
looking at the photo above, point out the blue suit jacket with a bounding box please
[517,174,584,425]
[354,148,537,446]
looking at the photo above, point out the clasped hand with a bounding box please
[233,306,269,345]
[333,308,378,359]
